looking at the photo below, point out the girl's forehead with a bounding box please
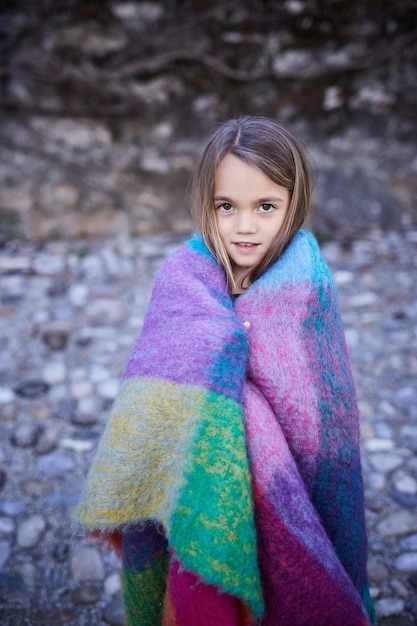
[214,154,289,198]
[216,154,265,181]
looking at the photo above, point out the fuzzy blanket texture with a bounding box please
[74,230,375,626]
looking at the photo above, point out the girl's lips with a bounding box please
[233,242,260,252]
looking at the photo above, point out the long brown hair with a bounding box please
[188,115,314,291]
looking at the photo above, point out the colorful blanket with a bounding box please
[74,230,375,625]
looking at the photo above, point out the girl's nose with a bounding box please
[236,210,256,233]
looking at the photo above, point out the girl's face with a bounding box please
[214,153,290,288]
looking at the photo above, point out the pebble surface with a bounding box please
[0,229,416,625]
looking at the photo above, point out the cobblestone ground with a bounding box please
[0,229,416,625]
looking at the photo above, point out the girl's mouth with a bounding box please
[234,242,259,251]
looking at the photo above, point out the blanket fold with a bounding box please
[74,230,375,626]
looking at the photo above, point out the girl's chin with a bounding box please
[231,263,255,283]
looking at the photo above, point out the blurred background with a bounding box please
[1,0,416,242]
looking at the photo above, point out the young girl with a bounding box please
[74,116,375,626]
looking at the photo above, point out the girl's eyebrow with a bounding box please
[213,195,286,203]
[257,197,286,204]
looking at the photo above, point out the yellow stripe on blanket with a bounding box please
[74,378,210,529]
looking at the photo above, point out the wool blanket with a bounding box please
[74,230,375,626]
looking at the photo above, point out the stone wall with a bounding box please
[1,0,416,242]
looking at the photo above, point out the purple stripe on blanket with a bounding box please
[123,245,247,404]
[253,481,368,626]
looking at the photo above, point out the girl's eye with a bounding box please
[216,203,233,212]
[259,203,274,213]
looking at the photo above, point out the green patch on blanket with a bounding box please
[170,390,264,618]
